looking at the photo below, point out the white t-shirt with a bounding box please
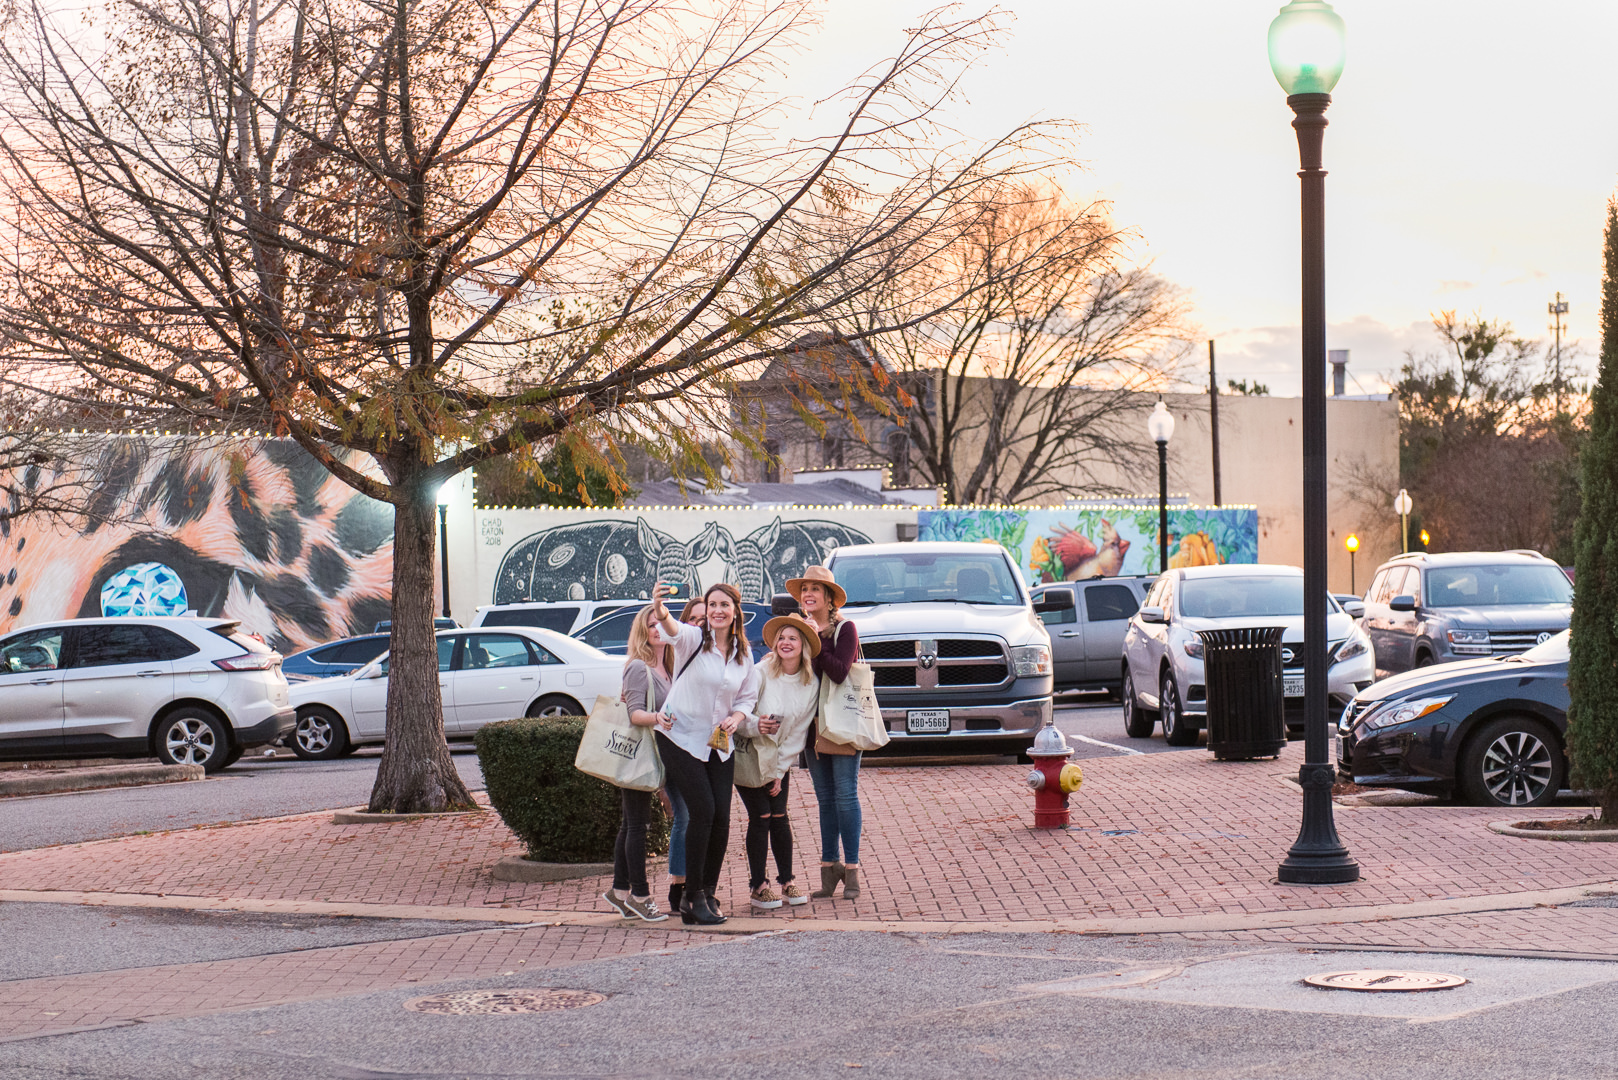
[662,620,758,762]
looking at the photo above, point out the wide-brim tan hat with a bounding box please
[762,614,822,657]
[785,565,847,608]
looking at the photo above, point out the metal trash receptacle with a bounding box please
[1198,627,1287,761]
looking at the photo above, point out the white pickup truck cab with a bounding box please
[804,541,1072,754]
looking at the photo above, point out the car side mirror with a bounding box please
[1139,605,1165,624]
[1032,587,1075,614]
[771,592,799,617]
[1389,595,1416,613]
[1342,600,1366,619]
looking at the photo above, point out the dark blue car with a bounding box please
[572,602,775,662]
[280,633,392,683]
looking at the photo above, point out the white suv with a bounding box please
[0,617,293,773]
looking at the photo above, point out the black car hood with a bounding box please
[1358,654,1564,703]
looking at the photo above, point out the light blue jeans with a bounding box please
[805,745,862,864]
[665,783,689,878]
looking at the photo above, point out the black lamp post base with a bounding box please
[1277,763,1360,884]
[1277,852,1361,885]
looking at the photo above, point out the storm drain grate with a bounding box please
[404,988,606,1014]
[1302,970,1468,992]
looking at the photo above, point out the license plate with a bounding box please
[1284,676,1305,698]
[906,709,950,734]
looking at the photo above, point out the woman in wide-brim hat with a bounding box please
[789,565,865,902]
[734,613,821,910]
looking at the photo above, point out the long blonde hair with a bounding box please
[626,604,673,677]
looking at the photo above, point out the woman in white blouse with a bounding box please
[651,581,757,926]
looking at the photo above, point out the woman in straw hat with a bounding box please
[734,613,821,910]
[787,565,865,901]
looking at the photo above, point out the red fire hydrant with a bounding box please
[1025,720,1084,829]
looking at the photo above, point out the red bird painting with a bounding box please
[1052,519,1131,581]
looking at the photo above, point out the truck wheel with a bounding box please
[1122,669,1155,738]
[1160,672,1199,746]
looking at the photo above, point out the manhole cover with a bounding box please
[404,988,605,1014]
[1302,970,1467,992]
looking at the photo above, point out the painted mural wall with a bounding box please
[917,506,1260,583]
[0,437,394,652]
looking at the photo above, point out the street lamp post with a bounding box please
[1269,0,1358,885]
[436,483,453,620]
[1394,488,1413,553]
[1344,534,1359,594]
[1147,400,1175,573]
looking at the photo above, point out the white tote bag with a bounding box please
[817,660,889,752]
[574,694,664,792]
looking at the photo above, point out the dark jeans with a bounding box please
[612,787,652,896]
[735,773,793,890]
[655,732,734,894]
[805,743,862,864]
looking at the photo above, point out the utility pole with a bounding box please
[1209,339,1222,506]
[1548,293,1569,415]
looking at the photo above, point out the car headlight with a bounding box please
[1334,628,1370,664]
[1447,628,1491,655]
[1011,645,1051,677]
[1182,637,1204,659]
[1364,694,1453,730]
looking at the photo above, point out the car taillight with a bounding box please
[215,653,282,671]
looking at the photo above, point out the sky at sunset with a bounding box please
[789,0,1618,395]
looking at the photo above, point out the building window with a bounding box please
[887,430,910,487]
[763,439,781,484]
[822,434,844,468]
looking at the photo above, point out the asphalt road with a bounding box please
[3,904,1616,1080]
[0,748,486,854]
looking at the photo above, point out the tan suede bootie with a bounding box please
[810,862,844,898]
[841,866,861,901]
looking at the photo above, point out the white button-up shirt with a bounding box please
[663,621,758,762]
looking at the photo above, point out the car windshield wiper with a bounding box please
[841,599,878,606]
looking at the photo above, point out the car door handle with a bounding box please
[520,675,535,681]
[30,677,54,686]
[1059,631,1081,638]
[136,669,164,678]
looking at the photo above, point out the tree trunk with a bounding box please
[367,477,475,813]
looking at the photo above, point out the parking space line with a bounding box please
[1066,733,1146,756]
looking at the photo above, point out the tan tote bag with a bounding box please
[817,659,890,752]
[573,679,664,792]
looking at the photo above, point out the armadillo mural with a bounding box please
[484,513,880,604]
[0,437,394,651]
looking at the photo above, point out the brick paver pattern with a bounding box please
[2,744,1614,925]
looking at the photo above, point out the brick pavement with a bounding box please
[2,743,1613,927]
[0,922,711,1042]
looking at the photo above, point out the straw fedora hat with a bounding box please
[785,565,846,608]
[761,614,822,657]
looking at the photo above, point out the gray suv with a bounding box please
[1359,551,1572,677]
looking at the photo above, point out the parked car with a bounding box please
[1359,550,1572,678]
[1339,630,1569,806]
[286,626,622,759]
[0,617,292,773]
[1333,593,1366,618]
[1030,576,1155,696]
[373,619,459,633]
[573,601,774,661]
[1120,564,1375,745]
[793,541,1068,755]
[280,633,391,683]
[470,600,641,635]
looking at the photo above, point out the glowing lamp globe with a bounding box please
[1147,401,1176,445]
[1344,534,1359,554]
[1268,0,1346,96]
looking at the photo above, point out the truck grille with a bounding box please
[1488,630,1559,655]
[861,637,1010,690]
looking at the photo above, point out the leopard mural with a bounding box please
[0,437,394,653]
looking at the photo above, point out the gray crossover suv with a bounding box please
[1359,551,1572,678]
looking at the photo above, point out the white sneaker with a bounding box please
[750,885,783,910]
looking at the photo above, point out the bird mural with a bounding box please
[1051,518,1131,581]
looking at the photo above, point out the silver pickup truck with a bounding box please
[779,541,1071,755]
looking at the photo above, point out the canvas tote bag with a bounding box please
[573,666,665,792]
[817,624,890,752]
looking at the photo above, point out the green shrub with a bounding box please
[474,716,669,863]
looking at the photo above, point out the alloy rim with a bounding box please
[1123,676,1135,723]
[297,715,333,753]
[536,703,571,719]
[165,718,216,765]
[1480,730,1554,805]
[1161,677,1178,735]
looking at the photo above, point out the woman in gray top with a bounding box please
[602,605,675,923]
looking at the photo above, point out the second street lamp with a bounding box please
[437,482,453,620]
[1394,488,1413,553]
[1344,533,1359,594]
[1147,400,1175,572]
[1269,0,1358,885]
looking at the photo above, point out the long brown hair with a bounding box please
[700,582,748,665]
[626,604,673,676]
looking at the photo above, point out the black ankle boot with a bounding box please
[690,892,726,926]
[668,882,685,914]
[679,893,697,926]
[703,889,728,924]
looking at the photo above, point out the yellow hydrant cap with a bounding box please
[1059,762,1084,794]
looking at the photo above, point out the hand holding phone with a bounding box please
[757,713,781,736]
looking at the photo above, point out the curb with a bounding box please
[331,808,487,825]
[491,856,615,883]
[0,763,204,798]
[1488,820,1618,842]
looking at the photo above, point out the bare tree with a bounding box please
[0,0,1059,810]
[822,183,1191,505]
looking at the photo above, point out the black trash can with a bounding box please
[1198,627,1287,761]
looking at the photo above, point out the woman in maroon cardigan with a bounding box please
[788,565,865,901]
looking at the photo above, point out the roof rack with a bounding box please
[1503,549,1549,559]
[1388,552,1427,562]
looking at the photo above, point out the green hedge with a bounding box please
[474,716,670,863]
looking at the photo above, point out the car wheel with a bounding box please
[1459,716,1565,808]
[1415,651,1434,668]
[291,707,351,761]
[154,708,230,774]
[1122,669,1155,738]
[1160,672,1198,747]
[527,694,584,719]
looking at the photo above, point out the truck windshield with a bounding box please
[1425,565,1573,607]
[832,552,1024,606]
[1179,576,1304,618]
